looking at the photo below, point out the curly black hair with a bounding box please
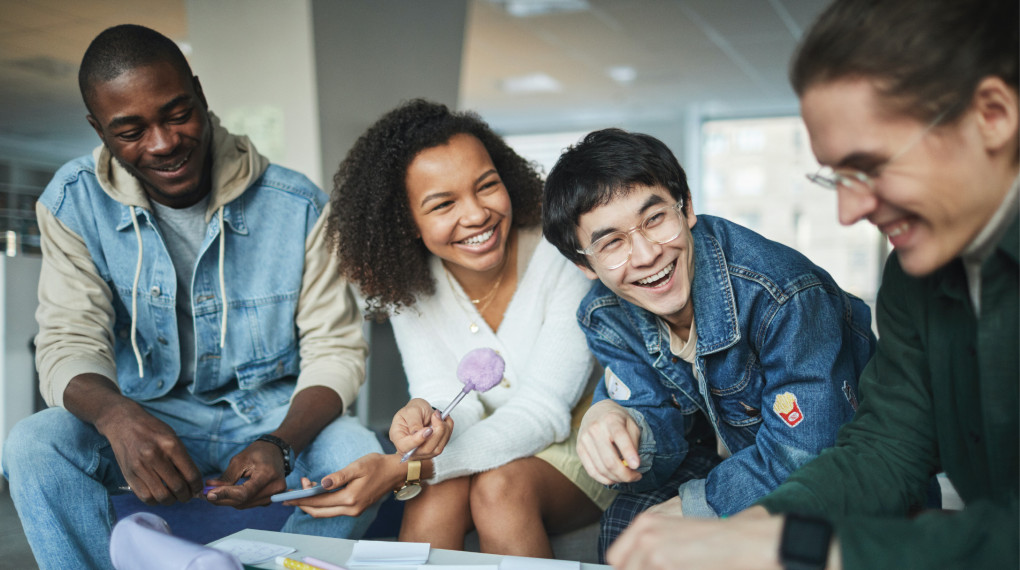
[327,99,543,318]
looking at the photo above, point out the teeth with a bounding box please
[154,154,189,172]
[461,228,494,246]
[885,221,910,237]
[637,262,674,285]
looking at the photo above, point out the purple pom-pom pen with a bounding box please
[400,347,505,463]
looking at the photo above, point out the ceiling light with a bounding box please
[607,66,637,84]
[488,0,590,18]
[499,73,562,93]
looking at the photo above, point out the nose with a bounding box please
[836,186,878,226]
[460,195,489,226]
[147,125,179,156]
[628,231,661,268]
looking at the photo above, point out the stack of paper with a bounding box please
[346,540,430,566]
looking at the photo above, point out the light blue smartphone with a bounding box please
[270,485,331,502]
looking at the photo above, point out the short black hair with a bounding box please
[327,99,544,317]
[791,0,1018,123]
[543,128,691,269]
[79,24,193,114]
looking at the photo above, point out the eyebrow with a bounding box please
[106,95,193,131]
[418,168,499,208]
[587,193,668,244]
[833,150,886,170]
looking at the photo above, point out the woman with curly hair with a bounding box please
[285,99,613,556]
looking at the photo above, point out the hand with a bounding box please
[647,496,684,517]
[607,507,785,570]
[389,398,454,460]
[96,399,203,505]
[576,399,642,485]
[204,440,288,508]
[286,453,405,518]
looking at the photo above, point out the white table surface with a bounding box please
[210,528,612,570]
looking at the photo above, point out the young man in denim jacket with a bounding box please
[542,128,876,560]
[1,25,381,569]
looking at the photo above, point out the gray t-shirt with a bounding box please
[149,195,210,388]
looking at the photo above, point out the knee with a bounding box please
[2,409,77,475]
[469,465,540,516]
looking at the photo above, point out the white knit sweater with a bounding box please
[389,229,597,483]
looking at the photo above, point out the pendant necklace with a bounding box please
[443,260,507,334]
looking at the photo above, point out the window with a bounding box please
[700,116,884,309]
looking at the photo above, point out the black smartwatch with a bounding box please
[779,513,833,570]
[256,434,295,476]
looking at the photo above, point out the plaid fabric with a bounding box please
[598,444,723,563]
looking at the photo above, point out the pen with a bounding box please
[276,556,326,570]
[302,556,348,570]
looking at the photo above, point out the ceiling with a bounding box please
[0,0,828,167]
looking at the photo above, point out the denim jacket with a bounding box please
[35,121,367,421]
[580,215,876,517]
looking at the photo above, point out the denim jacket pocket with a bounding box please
[234,345,299,390]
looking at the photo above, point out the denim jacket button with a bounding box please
[157,336,168,345]
[671,356,679,363]
[156,380,164,389]
[150,286,161,297]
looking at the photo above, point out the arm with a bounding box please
[679,285,872,517]
[36,203,202,503]
[425,254,596,481]
[209,204,367,506]
[583,328,690,494]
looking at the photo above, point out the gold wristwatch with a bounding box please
[394,459,423,501]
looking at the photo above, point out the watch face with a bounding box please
[395,483,422,501]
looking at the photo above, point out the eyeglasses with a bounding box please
[577,201,686,270]
[805,109,948,195]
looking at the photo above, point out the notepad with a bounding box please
[498,556,581,570]
[212,538,295,565]
[346,540,430,566]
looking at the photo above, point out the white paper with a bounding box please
[211,538,295,564]
[346,540,430,566]
[418,566,497,570]
[499,556,581,570]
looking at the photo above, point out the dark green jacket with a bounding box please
[758,216,1018,569]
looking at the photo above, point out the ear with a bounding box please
[192,75,210,109]
[971,76,1019,158]
[86,114,105,143]
[575,262,599,280]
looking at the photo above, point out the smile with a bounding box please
[635,260,675,287]
[151,151,191,173]
[460,227,495,246]
[883,220,911,237]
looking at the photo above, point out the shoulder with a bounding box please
[696,215,840,301]
[249,164,328,212]
[39,155,101,213]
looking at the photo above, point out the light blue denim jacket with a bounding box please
[580,215,876,517]
[35,123,365,422]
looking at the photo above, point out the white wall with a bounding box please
[0,254,43,483]
[186,0,323,187]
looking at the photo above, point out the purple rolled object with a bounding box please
[456,347,506,392]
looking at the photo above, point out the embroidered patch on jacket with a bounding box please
[772,392,804,427]
[605,367,631,401]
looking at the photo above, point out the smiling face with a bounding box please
[575,184,698,332]
[800,77,1015,276]
[404,133,513,278]
[86,60,212,208]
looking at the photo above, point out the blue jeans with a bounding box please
[1,390,382,570]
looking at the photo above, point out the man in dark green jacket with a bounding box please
[606,0,1018,568]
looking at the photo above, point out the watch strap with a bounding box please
[256,434,294,476]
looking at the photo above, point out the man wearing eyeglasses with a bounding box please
[600,0,1017,568]
[542,127,879,562]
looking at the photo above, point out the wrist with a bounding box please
[255,434,295,476]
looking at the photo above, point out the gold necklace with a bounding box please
[443,261,507,334]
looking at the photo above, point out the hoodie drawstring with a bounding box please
[218,205,227,348]
[129,207,145,378]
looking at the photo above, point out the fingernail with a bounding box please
[322,478,334,488]
[423,427,433,438]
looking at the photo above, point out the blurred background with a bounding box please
[0,0,886,440]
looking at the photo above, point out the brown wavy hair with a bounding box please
[327,99,543,318]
